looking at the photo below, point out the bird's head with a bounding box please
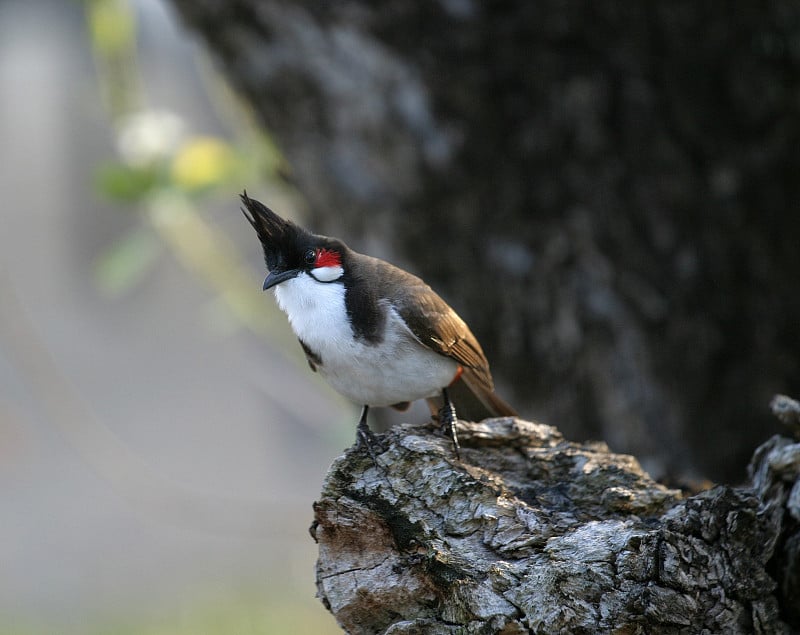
[240,192,345,290]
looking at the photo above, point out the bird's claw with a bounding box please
[438,400,461,460]
[356,418,381,463]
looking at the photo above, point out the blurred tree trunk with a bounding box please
[169,1,800,481]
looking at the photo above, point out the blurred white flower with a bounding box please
[116,109,184,165]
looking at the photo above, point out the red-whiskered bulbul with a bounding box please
[240,192,516,457]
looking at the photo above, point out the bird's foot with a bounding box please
[438,397,461,460]
[356,418,381,463]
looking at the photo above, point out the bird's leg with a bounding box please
[439,388,461,460]
[355,405,379,461]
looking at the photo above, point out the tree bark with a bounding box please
[169,0,800,482]
[311,401,800,634]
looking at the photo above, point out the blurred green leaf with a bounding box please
[87,0,136,57]
[95,161,161,202]
[94,227,161,296]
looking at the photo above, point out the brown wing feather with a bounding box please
[361,255,495,393]
[399,288,491,383]
[390,273,518,418]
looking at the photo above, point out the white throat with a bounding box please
[274,272,346,332]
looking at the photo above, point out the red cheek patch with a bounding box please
[315,248,341,268]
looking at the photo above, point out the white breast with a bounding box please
[274,273,458,407]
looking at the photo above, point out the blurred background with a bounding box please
[0,0,348,632]
[165,2,799,480]
[2,1,799,633]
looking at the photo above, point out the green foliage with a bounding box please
[84,0,296,317]
[86,0,136,56]
[95,161,162,202]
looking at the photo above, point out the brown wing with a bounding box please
[397,286,518,418]
[399,292,495,391]
[365,256,495,393]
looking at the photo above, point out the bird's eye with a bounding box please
[303,248,317,265]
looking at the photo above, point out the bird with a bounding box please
[240,192,516,457]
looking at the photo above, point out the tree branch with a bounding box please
[312,416,799,633]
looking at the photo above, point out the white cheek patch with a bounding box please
[311,265,344,282]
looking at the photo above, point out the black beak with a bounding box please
[263,268,300,290]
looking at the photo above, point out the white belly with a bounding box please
[274,274,458,406]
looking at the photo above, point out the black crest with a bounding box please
[240,192,309,272]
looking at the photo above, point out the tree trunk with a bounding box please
[168,0,800,482]
[311,399,800,634]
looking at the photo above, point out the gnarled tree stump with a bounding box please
[312,412,800,634]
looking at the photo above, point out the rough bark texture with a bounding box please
[311,411,800,634]
[169,1,800,482]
